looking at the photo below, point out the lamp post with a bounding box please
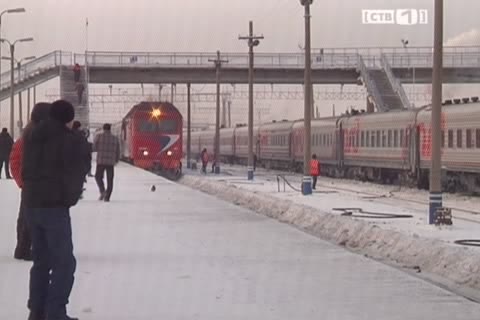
[239,21,264,181]
[2,55,35,132]
[0,7,26,127]
[0,36,34,137]
[429,0,443,224]
[300,0,314,195]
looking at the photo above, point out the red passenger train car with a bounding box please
[112,101,183,174]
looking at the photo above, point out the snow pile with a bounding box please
[180,175,480,295]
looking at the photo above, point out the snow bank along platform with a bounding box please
[1,163,480,320]
[180,165,480,300]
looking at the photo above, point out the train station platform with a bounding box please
[1,163,480,319]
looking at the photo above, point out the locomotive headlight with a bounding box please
[167,151,173,156]
[143,150,149,156]
[151,108,161,119]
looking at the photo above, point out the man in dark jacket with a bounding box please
[22,100,84,320]
[0,127,13,179]
[72,121,92,178]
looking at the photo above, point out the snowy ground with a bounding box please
[1,163,480,319]
[181,163,480,298]
[195,164,480,244]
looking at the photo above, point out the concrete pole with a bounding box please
[429,0,443,224]
[33,85,36,105]
[228,100,232,128]
[240,20,263,181]
[209,51,228,174]
[17,61,23,133]
[9,44,14,137]
[27,87,30,121]
[214,51,221,174]
[301,0,313,195]
[187,83,191,169]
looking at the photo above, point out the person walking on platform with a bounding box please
[310,154,320,190]
[200,148,208,174]
[22,100,84,320]
[93,123,120,202]
[0,127,13,179]
[10,103,51,261]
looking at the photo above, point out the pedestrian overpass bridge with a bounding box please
[1,46,480,114]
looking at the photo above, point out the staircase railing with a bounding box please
[381,53,411,109]
[0,51,72,91]
[356,54,385,111]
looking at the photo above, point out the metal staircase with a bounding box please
[59,66,89,127]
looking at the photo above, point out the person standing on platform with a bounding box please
[93,123,120,202]
[72,121,92,198]
[0,128,13,179]
[73,63,81,83]
[200,148,208,174]
[10,103,51,261]
[22,100,84,320]
[310,154,320,190]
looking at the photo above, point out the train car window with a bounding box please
[361,131,365,148]
[138,119,177,133]
[457,129,463,148]
[393,130,398,148]
[387,130,392,148]
[323,134,326,146]
[466,129,473,149]
[441,131,445,148]
[366,131,370,147]
[448,130,454,148]
[477,129,480,148]
[371,131,375,147]
[382,131,386,148]
[400,129,404,147]
[376,130,380,147]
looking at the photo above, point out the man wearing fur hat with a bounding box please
[22,100,85,320]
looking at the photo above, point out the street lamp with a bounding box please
[300,0,314,195]
[0,36,34,137]
[2,55,35,132]
[0,7,26,127]
[239,21,264,181]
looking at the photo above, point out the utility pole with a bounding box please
[239,21,263,180]
[300,0,314,195]
[209,50,228,174]
[187,83,192,169]
[27,87,30,121]
[17,61,22,133]
[429,0,443,224]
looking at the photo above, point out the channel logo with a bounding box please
[362,9,428,25]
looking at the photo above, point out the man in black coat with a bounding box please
[22,100,85,320]
[0,127,13,179]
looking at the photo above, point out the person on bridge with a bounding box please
[310,154,320,190]
[93,123,120,202]
[10,103,51,262]
[22,100,84,320]
[73,63,81,83]
[0,128,13,179]
[200,148,208,174]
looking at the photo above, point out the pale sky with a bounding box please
[0,0,479,131]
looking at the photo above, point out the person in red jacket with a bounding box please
[310,154,320,190]
[200,148,208,174]
[10,102,51,261]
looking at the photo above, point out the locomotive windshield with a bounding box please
[138,119,178,133]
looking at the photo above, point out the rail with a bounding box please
[356,54,385,111]
[0,51,72,91]
[381,54,411,109]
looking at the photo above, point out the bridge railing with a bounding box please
[74,51,361,69]
[0,51,72,91]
